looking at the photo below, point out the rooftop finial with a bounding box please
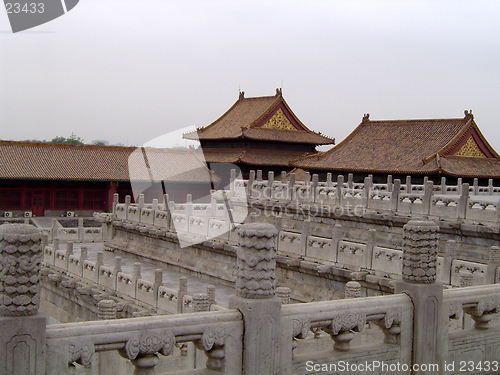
[276,88,282,96]
[362,113,370,122]
[239,91,245,100]
[464,109,473,120]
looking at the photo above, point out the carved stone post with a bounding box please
[247,170,256,198]
[276,287,291,304]
[344,281,361,298]
[485,246,500,284]
[65,242,73,271]
[51,218,58,241]
[0,224,46,374]
[192,293,210,312]
[423,181,434,215]
[97,299,117,320]
[365,228,376,270]
[266,171,274,199]
[395,219,444,375]
[78,218,84,242]
[177,277,187,313]
[336,175,344,206]
[229,223,280,375]
[207,285,216,307]
[391,179,401,212]
[442,240,458,285]
[458,183,469,220]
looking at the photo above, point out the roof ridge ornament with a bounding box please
[464,109,473,120]
[239,91,245,100]
[276,88,282,96]
[362,113,370,123]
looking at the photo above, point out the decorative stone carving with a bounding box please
[197,324,227,371]
[68,338,95,366]
[121,330,175,360]
[292,318,311,339]
[198,325,226,352]
[323,311,366,351]
[193,293,210,312]
[235,223,278,299]
[459,274,473,287]
[487,246,500,264]
[97,299,117,320]
[344,281,361,298]
[401,220,439,284]
[0,224,42,316]
[276,287,291,304]
[463,295,500,330]
[374,306,402,344]
[449,300,462,319]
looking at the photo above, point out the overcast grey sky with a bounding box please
[1,0,500,151]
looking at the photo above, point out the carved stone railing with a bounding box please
[444,284,500,366]
[242,171,500,224]
[43,242,216,314]
[280,294,413,374]
[45,310,243,374]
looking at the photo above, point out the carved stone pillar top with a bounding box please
[97,299,117,320]
[402,219,439,284]
[276,287,291,304]
[0,224,42,316]
[345,281,361,299]
[235,223,278,299]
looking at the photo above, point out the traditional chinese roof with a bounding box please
[200,148,309,167]
[0,141,219,183]
[183,89,334,145]
[294,111,500,178]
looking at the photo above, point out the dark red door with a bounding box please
[32,191,45,217]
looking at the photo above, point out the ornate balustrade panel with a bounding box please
[208,218,230,241]
[430,195,460,220]
[339,188,365,208]
[67,254,82,277]
[136,278,155,307]
[182,295,193,313]
[140,208,155,226]
[171,213,188,233]
[153,210,170,229]
[292,184,312,203]
[83,227,103,242]
[444,284,500,367]
[466,198,500,223]
[98,265,116,290]
[115,203,128,220]
[367,190,393,211]
[372,246,403,276]
[127,206,141,224]
[280,294,413,375]
[54,250,67,270]
[157,286,179,314]
[451,260,487,286]
[278,231,303,256]
[188,215,209,238]
[397,193,426,215]
[82,260,99,284]
[57,228,79,242]
[305,235,334,262]
[337,240,366,270]
[116,271,136,298]
[316,186,338,206]
[45,310,244,375]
